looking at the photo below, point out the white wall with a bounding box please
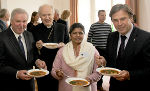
[1,0,150,32]
[1,0,52,23]
[1,0,70,23]
[139,0,150,32]
[53,0,70,14]
[53,0,70,26]
[78,0,91,35]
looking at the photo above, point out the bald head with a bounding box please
[38,4,54,27]
[38,4,54,16]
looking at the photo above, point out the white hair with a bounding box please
[11,8,28,21]
[38,4,54,15]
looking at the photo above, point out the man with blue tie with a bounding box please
[0,8,47,91]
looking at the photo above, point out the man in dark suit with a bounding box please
[31,4,69,91]
[104,4,150,91]
[0,8,47,91]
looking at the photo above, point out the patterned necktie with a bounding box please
[18,35,25,56]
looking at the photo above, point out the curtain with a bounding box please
[70,0,78,26]
[126,0,139,25]
[0,0,1,9]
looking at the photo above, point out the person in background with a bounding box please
[0,8,46,91]
[61,9,71,29]
[53,9,67,27]
[87,10,112,90]
[96,4,150,91]
[0,8,10,32]
[51,23,106,91]
[32,4,69,91]
[87,10,112,57]
[61,9,71,21]
[27,11,39,33]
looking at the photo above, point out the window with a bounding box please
[78,0,125,36]
[78,0,91,34]
[95,0,111,25]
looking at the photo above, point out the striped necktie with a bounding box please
[18,35,25,56]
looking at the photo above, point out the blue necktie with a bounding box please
[18,35,25,56]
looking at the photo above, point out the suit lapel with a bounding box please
[7,28,26,60]
[107,32,119,67]
[112,32,119,61]
[23,31,30,61]
[123,27,137,61]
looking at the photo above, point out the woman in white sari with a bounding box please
[51,23,105,91]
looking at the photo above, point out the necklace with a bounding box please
[47,27,53,40]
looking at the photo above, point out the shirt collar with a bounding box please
[119,24,133,39]
[10,26,23,39]
[46,24,53,28]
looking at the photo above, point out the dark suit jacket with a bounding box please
[0,27,37,91]
[0,19,7,32]
[32,22,69,43]
[53,18,67,26]
[31,22,69,91]
[27,22,35,32]
[32,22,69,66]
[106,26,150,91]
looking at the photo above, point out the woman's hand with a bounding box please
[95,55,106,67]
[57,42,65,48]
[55,69,64,79]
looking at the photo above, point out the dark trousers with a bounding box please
[37,48,59,91]
[37,74,58,91]
[95,47,106,57]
